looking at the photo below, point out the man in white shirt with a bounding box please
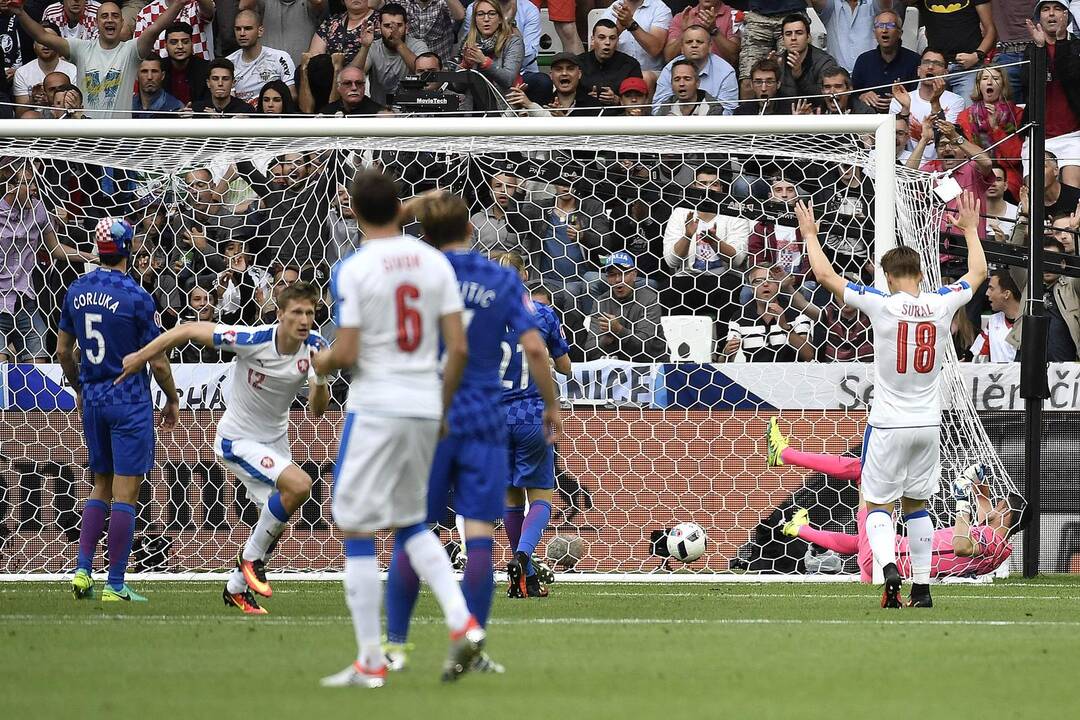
[601,0,672,74]
[17,0,190,118]
[313,169,484,688]
[971,269,1021,362]
[889,47,966,161]
[985,164,1019,243]
[13,22,77,116]
[226,8,295,105]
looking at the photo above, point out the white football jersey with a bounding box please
[844,280,973,428]
[332,235,463,418]
[213,323,324,443]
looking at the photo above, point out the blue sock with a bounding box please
[77,498,108,573]
[106,502,137,590]
[518,500,551,577]
[384,533,421,644]
[462,537,494,627]
[267,492,290,522]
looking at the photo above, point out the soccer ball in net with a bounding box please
[667,523,708,564]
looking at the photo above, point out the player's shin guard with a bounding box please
[344,537,384,670]
[462,537,494,627]
[243,493,290,562]
[385,536,421,644]
[517,500,551,576]
[398,524,471,632]
[106,502,137,590]
[77,498,108,573]
[865,509,897,568]
[504,505,525,552]
[904,510,934,585]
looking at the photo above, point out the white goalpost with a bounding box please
[0,115,1019,582]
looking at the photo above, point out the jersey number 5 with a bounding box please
[395,284,422,352]
[896,321,935,374]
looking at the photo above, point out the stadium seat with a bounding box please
[661,315,714,363]
[587,8,605,49]
[539,9,563,56]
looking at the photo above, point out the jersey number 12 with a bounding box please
[896,321,935,374]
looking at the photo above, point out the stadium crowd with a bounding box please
[1,0,1080,367]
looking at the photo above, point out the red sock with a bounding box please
[797,525,859,555]
[781,448,862,482]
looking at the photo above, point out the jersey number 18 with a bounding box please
[896,321,936,374]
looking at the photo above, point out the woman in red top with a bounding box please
[958,66,1024,202]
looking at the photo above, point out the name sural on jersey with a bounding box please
[902,303,932,318]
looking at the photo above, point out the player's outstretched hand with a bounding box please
[948,191,981,233]
[794,200,817,238]
[311,345,334,377]
[160,398,179,431]
[543,406,562,445]
[114,351,146,385]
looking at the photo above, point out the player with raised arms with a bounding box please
[796,191,986,608]
[60,218,180,603]
[313,170,484,688]
[382,192,563,673]
[494,251,572,598]
[117,282,330,614]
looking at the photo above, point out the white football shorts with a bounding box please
[860,425,941,504]
[215,434,293,507]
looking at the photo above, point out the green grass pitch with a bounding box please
[4,577,1080,719]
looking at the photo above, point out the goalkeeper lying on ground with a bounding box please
[767,418,1030,583]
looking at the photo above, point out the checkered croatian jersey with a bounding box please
[504,301,568,425]
[843,280,973,428]
[213,324,326,443]
[58,267,161,406]
[42,1,99,40]
[135,0,215,60]
[444,250,538,441]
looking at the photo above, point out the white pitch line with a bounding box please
[593,592,1077,600]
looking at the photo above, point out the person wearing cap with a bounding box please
[508,51,603,116]
[578,19,642,108]
[583,251,667,362]
[653,24,738,114]
[653,57,725,115]
[1020,0,1080,188]
[618,75,648,114]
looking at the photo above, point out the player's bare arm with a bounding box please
[520,328,563,443]
[951,464,987,557]
[115,322,218,384]
[439,311,468,435]
[553,353,572,376]
[147,353,180,430]
[950,191,988,290]
[56,330,81,402]
[312,328,359,376]
[307,369,331,418]
[796,200,847,302]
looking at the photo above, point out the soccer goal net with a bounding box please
[0,116,1021,579]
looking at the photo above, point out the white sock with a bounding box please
[344,555,384,669]
[403,529,470,632]
[226,568,247,594]
[455,514,468,552]
[243,502,287,562]
[906,512,934,585]
[865,509,897,568]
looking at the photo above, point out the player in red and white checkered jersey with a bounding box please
[134,0,215,60]
[41,0,101,41]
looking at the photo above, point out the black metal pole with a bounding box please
[1021,43,1049,578]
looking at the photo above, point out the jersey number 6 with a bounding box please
[395,284,422,352]
[896,321,935,374]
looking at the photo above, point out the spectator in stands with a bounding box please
[461,0,547,100]
[818,299,874,362]
[733,57,787,115]
[807,0,885,73]
[600,0,672,76]
[985,164,1020,243]
[471,169,530,257]
[532,166,610,303]
[349,2,426,105]
[653,57,725,115]
[959,66,1024,200]
[134,0,215,60]
[308,0,374,61]
[774,13,839,101]
[748,176,810,279]
[318,64,383,114]
[910,0,994,103]
[970,268,1021,362]
[852,8,919,112]
[456,0,521,95]
[163,21,210,105]
[736,0,807,98]
[894,113,913,162]
[990,0,1035,103]
[579,19,643,109]
[132,55,183,117]
[216,238,269,324]
[889,48,966,159]
[13,22,76,117]
[192,57,253,114]
[663,166,750,318]
[811,163,874,278]
[393,0,464,63]
[1006,237,1080,361]
[815,66,875,114]
[242,0,325,68]
[174,286,223,361]
[1041,151,1080,218]
[258,263,301,323]
[618,75,648,114]
[508,51,598,116]
[41,0,100,41]
[227,8,296,105]
[257,79,300,114]
[1022,1,1080,188]
[583,251,666,361]
[324,184,360,265]
[48,80,84,117]
[664,0,739,67]
[654,24,738,114]
[178,167,257,262]
[0,2,19,74]
[719,263,814,362]
[16,0,191,118]
[0,164,95,363]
